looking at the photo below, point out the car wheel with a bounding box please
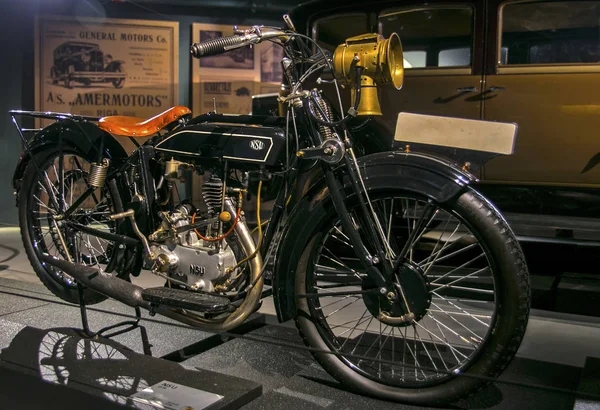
[64,65,74,89]
[111,66,125,89]
[50,66,59,85]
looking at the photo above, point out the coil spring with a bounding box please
[88,159,109,188]
[202,176,224,215]
[313,94,335,139]
[126,164,140,186]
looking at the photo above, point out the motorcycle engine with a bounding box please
[148,181,238,292]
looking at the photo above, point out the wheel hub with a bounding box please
[362,261,431,327]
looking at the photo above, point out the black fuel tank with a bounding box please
[154,114,287,168]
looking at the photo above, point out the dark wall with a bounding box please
[0,0,284,225]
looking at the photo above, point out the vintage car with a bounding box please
[50,41,126,89]
[282,0,600,263]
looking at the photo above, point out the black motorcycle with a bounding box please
[10,18,529,405]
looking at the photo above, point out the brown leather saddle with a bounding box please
[98,106,192,137]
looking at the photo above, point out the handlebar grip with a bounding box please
[190,35,247,58]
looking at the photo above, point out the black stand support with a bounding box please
[77,284,152,355]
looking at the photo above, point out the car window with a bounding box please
[403,51,427,68]
[312,13,370,52]
[379,6,474,69]
[500,0,600,65]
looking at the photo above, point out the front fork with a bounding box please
[321,150,416,324]
[295,91,414,323]
[322,161,389,291]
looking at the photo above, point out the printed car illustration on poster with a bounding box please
[50,41,126,89]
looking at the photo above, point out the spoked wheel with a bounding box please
[18,148,140,305]
[294,188,530,405]
[111,66,125,89]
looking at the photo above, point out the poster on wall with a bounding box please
[35,15,179,149]
[191,22,283,116]
[190,22,283,208]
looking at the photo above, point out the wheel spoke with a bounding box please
[323,296,362,319]
[429,301,484,343]
[26,153,122,288]
[431,292,492,327]
[398,200,438,264]
[305,192,504,388]
[317,294,360,310]
[429,252,486,284]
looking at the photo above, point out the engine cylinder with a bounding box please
[202,176,224,214]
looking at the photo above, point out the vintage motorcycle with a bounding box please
[10,17,529,405]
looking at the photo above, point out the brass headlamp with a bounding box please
[333,32,404,116]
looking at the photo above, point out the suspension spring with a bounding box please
[312,92,335,139]
[88,158,109,188]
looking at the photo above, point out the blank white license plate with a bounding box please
[394,112,518,155]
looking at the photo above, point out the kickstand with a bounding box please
[77,284,152,356]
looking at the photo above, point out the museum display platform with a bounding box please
[0,276,599,410]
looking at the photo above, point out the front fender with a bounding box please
[12,120,129,194]
[105,61,124,71]
[272,150,476,323]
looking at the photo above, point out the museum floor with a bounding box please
[0,226,598,409]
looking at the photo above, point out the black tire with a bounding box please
[111,66,125,89]
[18,148,137,305]
[294,187,530,405]
[64,65,74,89]
[50,66,59,85]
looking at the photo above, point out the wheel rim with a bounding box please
[27,153,120,287]
[304,193,497,387]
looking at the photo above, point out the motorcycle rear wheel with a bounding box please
[18,147,139,305]
[294,187,530,405]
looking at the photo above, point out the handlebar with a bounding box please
[190,34,256,58]
[189,27,287,59]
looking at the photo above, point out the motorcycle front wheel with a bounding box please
[294,187,530,405]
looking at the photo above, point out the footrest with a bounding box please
[142,287,232,314]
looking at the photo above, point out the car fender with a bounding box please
[106,61,125,71]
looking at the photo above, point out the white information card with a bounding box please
[131,380,224,410]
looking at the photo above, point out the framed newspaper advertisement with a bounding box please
[35,15,179,129]
[191,22,282,116]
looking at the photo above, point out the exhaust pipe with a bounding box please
[39,254,150,309]
[39,198,263,331]
[39,253,250,330]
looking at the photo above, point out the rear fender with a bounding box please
[12,120,129,195]
[272,150,476,323]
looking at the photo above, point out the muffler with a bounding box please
[39,237,262,331]
[39,254,150,309]
[39,198,263,331]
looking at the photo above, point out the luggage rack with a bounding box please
[10,110,100,150]
[10,109,99,122]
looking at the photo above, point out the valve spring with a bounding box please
[202,176,224,215]
[88,159,109,188]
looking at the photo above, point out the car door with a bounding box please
[376,1,486,133]
[482,0,600,187]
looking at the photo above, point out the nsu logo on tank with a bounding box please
[249,139,265,151]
